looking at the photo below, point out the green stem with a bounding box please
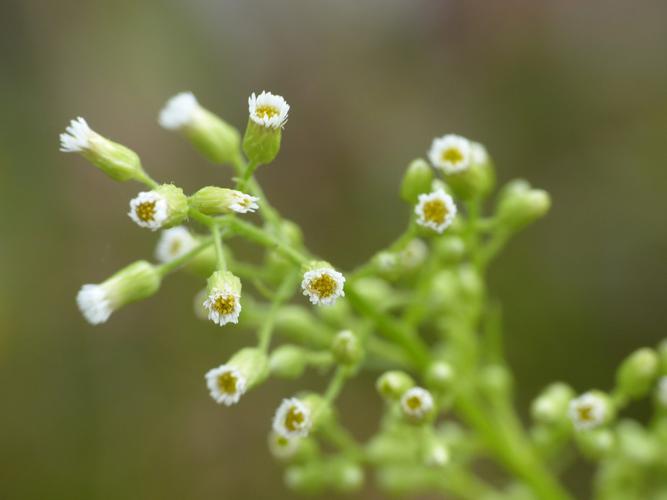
[257,271,300,352]
[211,223,226,271]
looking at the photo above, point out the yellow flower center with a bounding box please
[135,201,157,222]
[405,395,423,411]
[256,105,279,120]
[442,147,464,165]
[422,199,448,225]
[309,273,338,298]
[217,371,238,395]
[285,406,306,432]
[577,405,594,422]
[212,294,236,315]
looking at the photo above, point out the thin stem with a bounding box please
[211,223,226,271]
[136,169,159,189]
[156,237,213,277]
[258,271,300,352]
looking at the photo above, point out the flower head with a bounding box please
[400,238,428,269]
[268,431,301,460]
[415,189,457,233]
[203,271,243,326]
[129,191,169,230]
[248,91,289,129]
[60,117,95,152]
[273,397,312,439]
[158,92,201,130]
[76,284,112,325]
[400,386,435,421]
[227,191,259,213]
[428,134,472,174]
[301,266,346,306]
[568,392,608,431]
[155,226,198,263]
[205,364,247,406]
[190,187,258,215]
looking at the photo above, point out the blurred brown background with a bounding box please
[1,1,666,499]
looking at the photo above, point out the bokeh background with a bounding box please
[1,0,666,498]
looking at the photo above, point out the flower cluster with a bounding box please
[64,91,667,499]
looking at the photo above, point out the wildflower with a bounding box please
[530,383,574,425]
[60,117,146,182]
[243,91,289,165]
[415,189,457,233]
[376,371,415,401]
[158,92,240,164]
[400,158,433,203]
[423,440,450,468]
[205,365,246,405]
[301,263,345,306]
[400,386,435,423]
[400,238,428,269]
[427,134,472,174]
[190,186,259,215]
[203,270,242,326]
[205,348,268,406]
[76,260,161,325]
[268,431,301,460]
[615,347,659,399]
[248,91,290,129]
[154,226,198,263]
[273,397,312,439]
[568,392,609,431]
[128,184,188,231]
[331,330,363,365]
[496,180,550,231]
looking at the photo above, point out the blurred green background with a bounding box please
[1,1,666,499]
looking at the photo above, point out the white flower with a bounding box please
[301,268,346,306]
[428,134,472,174]
[205,364,247,406]
[227,190,259,214]
[203,287,242,326]
[128,191,169,231]
[471,141,489,166]
[268,431,301,460]
[657,376,667,407]
[154,226,197,263]
[273,397,312,439]
[415,189,457,233]
[76,284,112,325]
[60,117,95,152]
[425,443,450,467]
[401,387,434,420]
[248,91,289,129]
[158,92,201,130]
[568,392,607,430]
[400,238,428,269]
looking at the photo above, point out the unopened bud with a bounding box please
[400,158,433,203]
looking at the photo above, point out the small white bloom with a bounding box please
[301,268,346,306]
[203,287,242,326]
[227,190,259,214]
[158,92,201,130]
[205,364,247,406]
[415,189,457,233]
[248,91,290,129]
[657,376,667,407]
[471,141,489,166]
[128,191,169,231]
[400,238,428,269]
[155,226,198,263]
[76,284,112,325]
[273,397,312,439]
[268,431,301,460]
[568,392,607,431]
[425,443,450,467]
[375,251,398,272]
[60,117,95,152]
[428,134,472,174]
[401,387,434,420]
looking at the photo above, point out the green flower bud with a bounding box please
[76,260,161,325]
[421,437,450,468]
[284,463,324,494]
[269,345,308,379]
[331,460,364,493]
[616,347,659,399]
[60,117,151,183]
[480,364,513,396]
[400,158,434,203]
[242,91,289,166]
[433,236,466,264]
[350,277,393,309]
[331,330,364,366]
[376,371,415,401]
[531,382,575,425]
[575,428,615,460]
[424,360,454,392]
[189,186,259,216]
[496,180,551,232]
[366,431,418,464]
[617,420,658,465]
[204,347,269,405]
[158,93,240,164]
